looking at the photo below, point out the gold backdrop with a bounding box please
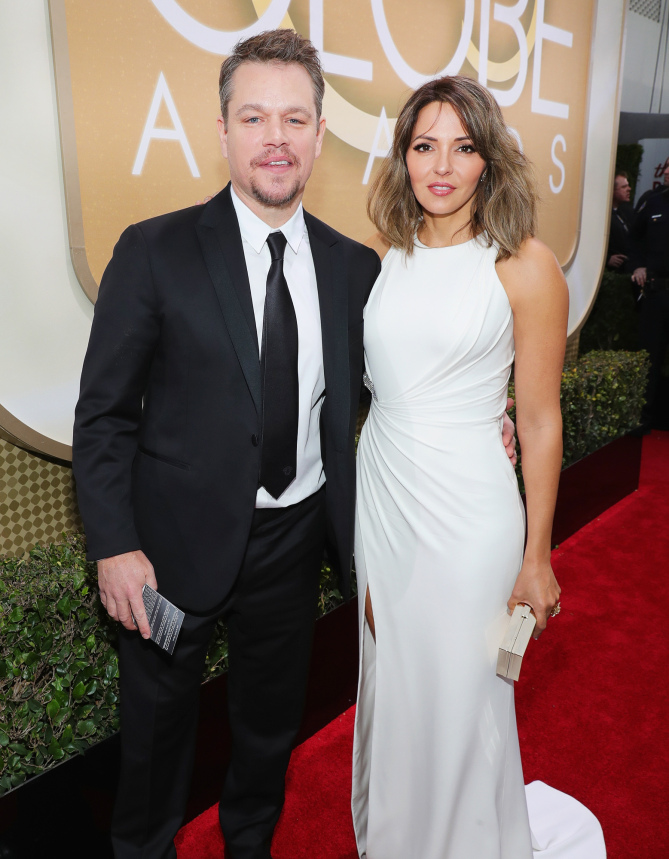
[56,0,594,290]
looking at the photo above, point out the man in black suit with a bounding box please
[73,30,380,859]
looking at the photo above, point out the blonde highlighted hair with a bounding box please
[367,76,537,260]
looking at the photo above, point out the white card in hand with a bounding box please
[142,584,185,655]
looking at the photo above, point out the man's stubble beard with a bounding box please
[248,148,303,208]
[250,176,302,208]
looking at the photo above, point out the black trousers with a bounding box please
[110,487,327,859]
[639,290,669,427]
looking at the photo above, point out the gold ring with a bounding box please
[549,601,561,618]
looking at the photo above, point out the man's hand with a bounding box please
[632,266,647,287]
[98,550,158,639]
[607,253,627,269]
[502,397,517,466]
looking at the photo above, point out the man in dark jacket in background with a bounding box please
[606,172,634,272]
[631,180,669,431]
[635,156,669,212]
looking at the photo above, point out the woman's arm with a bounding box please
[497,238,568,637]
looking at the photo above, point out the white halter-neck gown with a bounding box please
[351,238,605,858]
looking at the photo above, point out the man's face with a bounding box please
[613,175,631,205]
[218,61,325,223]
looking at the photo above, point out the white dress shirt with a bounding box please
[230,187,325,508]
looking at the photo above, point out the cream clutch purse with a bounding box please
[496,603,536,681]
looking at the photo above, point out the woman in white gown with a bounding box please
[351,77,604,858]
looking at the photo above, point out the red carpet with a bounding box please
[176,432,669,859]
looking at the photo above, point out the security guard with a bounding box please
[635,156,669,211]
[631,186,669,430]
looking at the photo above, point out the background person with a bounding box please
[635,156,669,211]
[631,181,669,432]
[606,172,634,271]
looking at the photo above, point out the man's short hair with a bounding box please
[219,29,325,123]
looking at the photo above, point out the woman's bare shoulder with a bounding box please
[365,232,392,261]
[496,237,565,300]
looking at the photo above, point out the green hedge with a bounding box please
[559,350,648,466]
[0,350,649,794]
[508,349,649,492]
[579,271,639,354]
[0,538,117,793]
[0,538,343,795]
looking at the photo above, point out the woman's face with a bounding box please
[405,101,486,222]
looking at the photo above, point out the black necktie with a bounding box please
[259,231,299,498]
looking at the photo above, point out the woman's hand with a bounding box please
[503,397,517,466]
[508,558,561,639]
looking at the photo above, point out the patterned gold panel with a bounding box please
[0,438,81,557]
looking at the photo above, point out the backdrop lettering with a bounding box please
[57,0,593,288]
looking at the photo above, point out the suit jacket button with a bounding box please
[251,434,259,446]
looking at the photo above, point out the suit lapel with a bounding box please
[306,212,349,448]
[196,185,262,417]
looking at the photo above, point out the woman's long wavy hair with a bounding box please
[367,76,537,260]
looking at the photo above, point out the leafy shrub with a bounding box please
[559,350,649,466]
[0,537,117,793]
[579,271,640,354]
[508,349,649,492]
[0,537,345,795]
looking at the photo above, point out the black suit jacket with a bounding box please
[606,203,635,271]
[73,185,381,613]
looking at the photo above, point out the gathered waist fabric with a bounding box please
[368,397,507,429]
